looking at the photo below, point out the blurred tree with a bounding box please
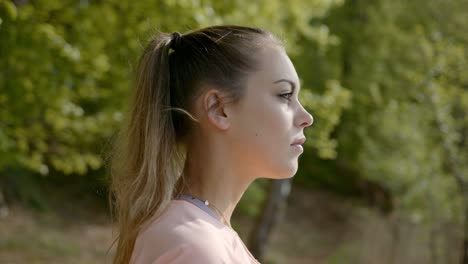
[0,0,349,260]
[3,0,467,261]
[0,0,347,176]
[0,0,348,180]
[315,0,468,261]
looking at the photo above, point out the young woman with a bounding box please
[110,25,313,264]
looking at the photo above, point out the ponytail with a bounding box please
[110,33,185,264]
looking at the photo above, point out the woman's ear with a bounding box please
[203,89,230,130]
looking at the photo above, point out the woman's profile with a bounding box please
[110,25,313,264]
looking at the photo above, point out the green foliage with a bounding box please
[319,0,468,227]
[0,0,346,178]
[1,0,125,175]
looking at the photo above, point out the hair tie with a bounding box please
[170,32,182,49]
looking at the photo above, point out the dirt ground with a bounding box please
[0,186,462,264]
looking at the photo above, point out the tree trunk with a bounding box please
[0,190,9,219]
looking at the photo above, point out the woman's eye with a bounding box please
[279,92,293,101]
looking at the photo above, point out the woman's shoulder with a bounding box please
[130,200,231,263]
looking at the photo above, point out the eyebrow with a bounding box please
[273,79,299,93]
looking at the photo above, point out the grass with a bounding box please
[0,206,113,264]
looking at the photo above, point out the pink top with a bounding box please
[130,199,261,264]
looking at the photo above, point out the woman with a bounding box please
[110,25,313,264]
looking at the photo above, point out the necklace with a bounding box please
[177,193,232,228]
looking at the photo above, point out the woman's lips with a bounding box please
[291,137,306,145]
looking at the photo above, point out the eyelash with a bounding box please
[279,92,294,101]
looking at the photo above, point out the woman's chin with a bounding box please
[269,165,298,179]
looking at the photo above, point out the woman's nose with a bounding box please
[296,104,314,128]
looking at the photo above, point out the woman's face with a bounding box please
[227,46,314,179]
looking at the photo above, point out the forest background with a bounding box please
[1,0,467,263]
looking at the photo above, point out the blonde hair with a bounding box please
[109,25,282,264]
